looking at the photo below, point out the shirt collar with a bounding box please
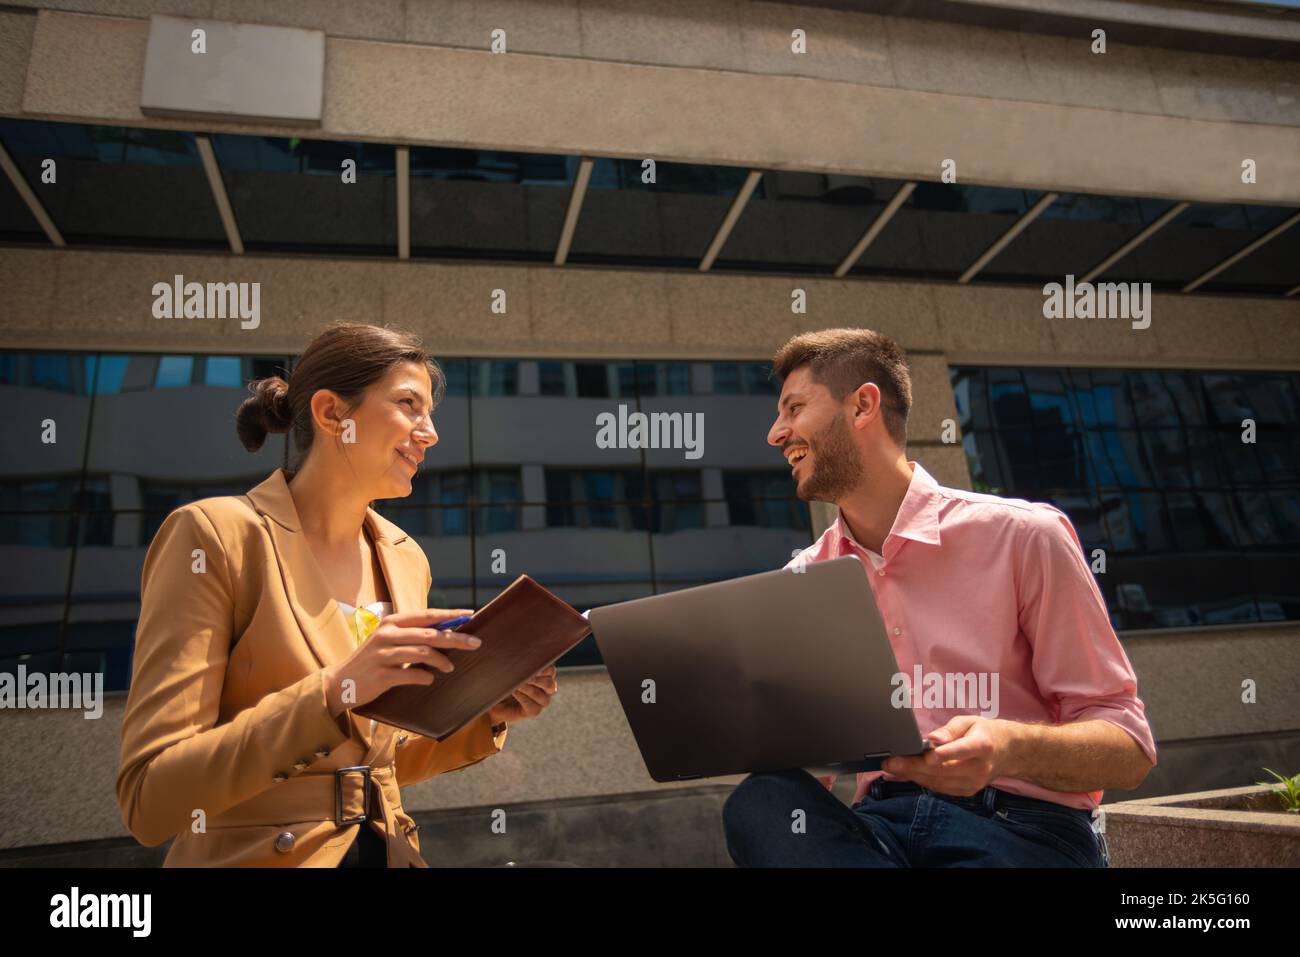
[832,460,943,558]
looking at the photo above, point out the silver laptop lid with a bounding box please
[588,556,926,782]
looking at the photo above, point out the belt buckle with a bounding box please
[335,766,372,825]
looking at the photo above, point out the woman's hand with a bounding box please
[322,608,481,718]
[486,665,559,725]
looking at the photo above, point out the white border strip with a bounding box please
[194,134,243,255]
[396,145,410,260]
[555,156,593,266]
[834,181,916,278]
[1080,201,1189,284]
[958,191,1059,284]
[699,170,763,272]
[0,141,65,246]
[1183,209,1300,293]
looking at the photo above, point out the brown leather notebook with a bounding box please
[353,574,591,741]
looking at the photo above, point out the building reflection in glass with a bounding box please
[1,352,813,683]
[951,366,1300,631]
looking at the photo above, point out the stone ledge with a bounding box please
[1103,785,1300,866]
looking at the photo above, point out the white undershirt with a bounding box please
[336,600,393,616]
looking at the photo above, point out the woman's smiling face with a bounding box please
[339,360,439,500]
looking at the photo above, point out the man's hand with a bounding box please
[881,715,1019,797]
[486,666,558,725]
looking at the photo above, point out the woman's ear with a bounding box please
[309,388,347,437]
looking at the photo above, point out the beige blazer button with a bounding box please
[315,746,331,758]
[272,772,289,783]
[274,831,296,853]
[397,734,409,747]
[293,758,310,771]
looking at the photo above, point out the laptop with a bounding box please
[587,555,931,782]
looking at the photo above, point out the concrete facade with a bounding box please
[1,0,1298,862]
[3,5,1300,203]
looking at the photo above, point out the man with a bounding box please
[723,328,1157,867]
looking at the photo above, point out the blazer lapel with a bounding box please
[246,468,356,671]
[363,507,422,762]
[245,468,420,756]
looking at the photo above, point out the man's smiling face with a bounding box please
[767,365,865,504]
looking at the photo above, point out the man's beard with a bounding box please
[796,410,865,503]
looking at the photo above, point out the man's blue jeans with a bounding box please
[724,770,1109,867]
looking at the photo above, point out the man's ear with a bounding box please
[851,382,881,430]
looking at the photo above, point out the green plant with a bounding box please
[1255,768,1300,813]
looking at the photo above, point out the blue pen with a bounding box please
[439,609,591,631]
[436,614,474,631]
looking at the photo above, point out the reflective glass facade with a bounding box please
[212,134,398,255]
[3,118,1297,294]
[566,158,753,267]
[952,366,1300,630]
[0,119,226,249]
[0,351,811,687]
[408,148,575,261]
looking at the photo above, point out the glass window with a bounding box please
[82,354,288,509]
[953,365,1300,631]
[3,351,820,680]
[850,184,1046,281]
[712,363,742,395]
[409,148,572,261]
[1102,202,1300,293]
[154,355,194,388]
[0,353,95,516]
[0,119,227,249]
[631,362,693,397]
[212,134,397,255]
[723,471,806,529]
[203,356,244,388]
[568,159,752,268]
[713,171,885,274]
[471,361,519,397]
[981,194,1179,285]
[574,363,610,398]
[539,361,567,396]
[0,168,46,243]
[441,359,470,397]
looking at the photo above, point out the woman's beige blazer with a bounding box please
[115,467,506,867]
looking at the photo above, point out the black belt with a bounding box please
[338,821,388,868]
[867,778,1092,824]
[869,778,926,799]
[870,778,1007,809]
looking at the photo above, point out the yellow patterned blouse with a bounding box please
[338,600,392,738]
[337,600,392,646]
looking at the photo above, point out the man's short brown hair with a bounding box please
[772,328,912,447]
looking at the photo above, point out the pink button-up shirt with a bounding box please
[786,461,1157,811]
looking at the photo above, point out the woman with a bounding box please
[115,321,557,867]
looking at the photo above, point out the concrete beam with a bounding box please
[9,10,1300,206]
[2,247,1297,371]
